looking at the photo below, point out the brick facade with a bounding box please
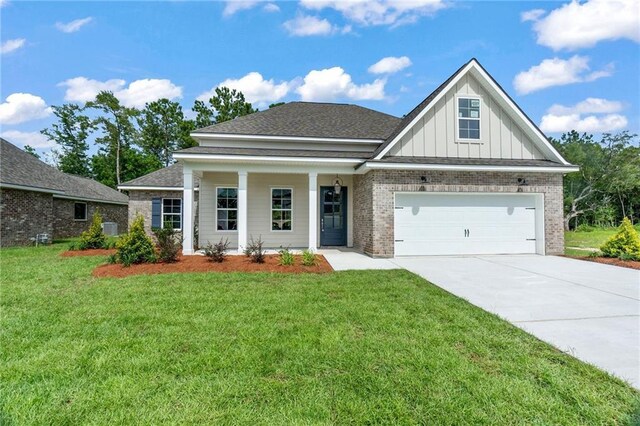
[127,190,199,241]
[52,198,128,238]
[0,188,53,247]
[353,170,564,257]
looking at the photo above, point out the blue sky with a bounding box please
[1,0,638,155]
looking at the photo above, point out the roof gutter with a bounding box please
[118,186,200,192]
[359,162,580,173]
[174,153,365,164]
[52,194,129,205]
[0,182,65,195]
[190,132,383,144]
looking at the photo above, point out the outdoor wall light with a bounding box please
[333,175,344,195]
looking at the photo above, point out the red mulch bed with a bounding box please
[564,255,640,270]
[61,249,116,257]
[92,254,333,278]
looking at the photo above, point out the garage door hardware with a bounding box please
[394,206,404,209]
[395,239,404,242]
[464,229,470,237]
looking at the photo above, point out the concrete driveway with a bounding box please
[391,255,640,388]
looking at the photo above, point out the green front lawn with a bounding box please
[565,224,640,257]
[1,244,638,424]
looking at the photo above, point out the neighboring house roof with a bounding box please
[193,102,401,141]
[119,163,201,189]
[0,138,128,204]
[174,146,371,159]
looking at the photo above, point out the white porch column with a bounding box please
[182,166,194,255]
[237,171,248,254]
[308,172,318,251]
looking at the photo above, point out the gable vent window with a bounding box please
[458,97,481,140]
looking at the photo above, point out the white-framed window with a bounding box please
[74,202,87,221]
[457,97,481,140]
[162,198,182,230]
[271,188,292,231]
[216,187,238,231]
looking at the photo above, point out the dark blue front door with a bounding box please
[320,186,347,246]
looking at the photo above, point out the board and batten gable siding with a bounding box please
[199,172,310,248]
[388,73,546,160]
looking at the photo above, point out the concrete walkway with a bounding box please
[391,255,640,388]
[320,248,397,271]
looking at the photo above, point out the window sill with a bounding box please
[74,219,88,222]
[455,139,484,145]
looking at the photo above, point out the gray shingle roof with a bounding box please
[195,102,401,140]
[175,146,371,159]
[119,163,201,188]
[0,138,128,204]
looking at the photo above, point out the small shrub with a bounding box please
[246,236,265,264]
[278,246,294,266]
[587,250,600,258]
[204,238,229,263]
[106,253,118,264]
[153,223,181,263]
[575,223,596,233]
[301,249,316,267]
[77,211,107,250]
[116,215,156,267]
[600,218,640,261]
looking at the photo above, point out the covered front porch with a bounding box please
[179,159,358,255]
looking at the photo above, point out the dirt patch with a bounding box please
[62,249,116,257]
[564,255,640,270]
[92,254,333,278]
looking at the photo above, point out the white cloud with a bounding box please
[283,15,337,36]
[223,1,259,16]
[116,79,182,108]
[55,17,93,33]
[0,93,52,125]
[0,130,54,149]
[296,67,386,101]
[1,38,25,54]
[263,3,280,12]
[59,77,125,103]
[547,97,623,115]
[368,56,412,74]
[520,8,545,22]
[540,97,628,133]
[59,77,182,108]
[0,0,9,8]
[198,72,291,108]
[300,0,447,27]
[513,55,613,95]
[529,0,640,50]
[540,113,628,133]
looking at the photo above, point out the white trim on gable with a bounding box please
[374,60,570,165]
[359,161,578,174]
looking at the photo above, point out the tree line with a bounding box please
[551,130,640,230]
[36,87,258,188]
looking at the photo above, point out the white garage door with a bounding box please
[394,193,540,256]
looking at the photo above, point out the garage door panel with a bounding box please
[394,193,539,256]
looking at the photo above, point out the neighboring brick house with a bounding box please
[0,138,129,247]
[120,59,578,258]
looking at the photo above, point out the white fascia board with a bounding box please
[361,162,579,174]
[52,194,129,205]
[374,61,476,160]
[191,132,383,144]
[118,186,200,192]
[0,182,65,195]
[173,153,364,164]
[375,60,569,165]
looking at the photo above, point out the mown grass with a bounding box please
[565,224,640,257]
[1,243,639,424]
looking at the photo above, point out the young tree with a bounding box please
[23,145,40,159]
[138,99,197,168]
[87,92,139,187]
[41,104,94,177]
[192,86,257,128]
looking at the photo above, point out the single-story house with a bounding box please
[0,138,129,246]
[119,59,578,257]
